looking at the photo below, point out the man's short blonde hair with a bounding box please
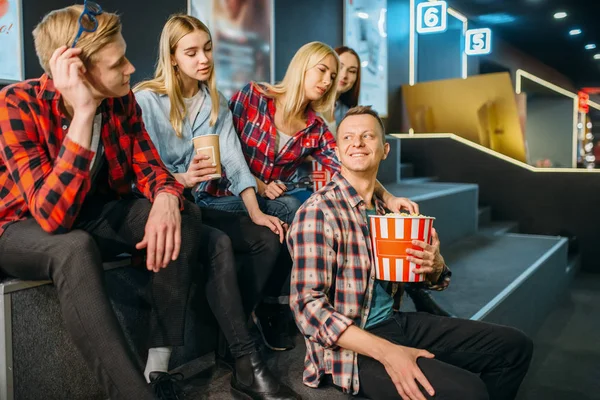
[338,105,387,143]
[33,5,121,76]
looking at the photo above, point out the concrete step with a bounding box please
[422,233,569,337]
[384,182,479,245]
[478,205,492,226]
[377,135,401,185]
[478,221,519,236]
[400,176,438,184]
[400,163,414,179]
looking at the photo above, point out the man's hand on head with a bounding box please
[49,46,97,115]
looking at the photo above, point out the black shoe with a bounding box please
[405,285,455,317]
[252,304,295,351]
[231,352,302,400]
[149,371,184,400]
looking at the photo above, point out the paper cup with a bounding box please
[192,134,221,180]
[311,160,331,191]
[368,215,435,282]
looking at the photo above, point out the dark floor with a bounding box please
[180,272,600,399]
[516,272,600,400]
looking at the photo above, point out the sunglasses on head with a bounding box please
[71,0,103,48]
[276,176,314,191]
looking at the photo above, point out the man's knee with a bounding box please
[503,327,534,366]
[179,201,203,251]
[505,328,533,364]
[50,230,103,278]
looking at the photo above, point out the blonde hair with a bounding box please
[258,41,339,122]
[134,14,219,138]
[33,5,121,76]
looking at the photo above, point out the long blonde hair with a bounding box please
[33,5,121,76]
[134,14,218,137]
[259,41,339,122]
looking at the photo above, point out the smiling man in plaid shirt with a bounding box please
[287,106,533,400]
[0,5,206,400]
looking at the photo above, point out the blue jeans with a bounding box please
[196,192,306,225]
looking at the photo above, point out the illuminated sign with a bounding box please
[416,1,447,34]
[578,91,590,114]
[466,28,492,55]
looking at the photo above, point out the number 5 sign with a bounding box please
[416,1,447,34]
[466,28,492,55]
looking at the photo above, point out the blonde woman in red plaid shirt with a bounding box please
[198,42,418,225]
[288,106,533,400]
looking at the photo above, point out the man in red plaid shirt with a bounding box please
[288,106,533,400]
[0,5,203,400]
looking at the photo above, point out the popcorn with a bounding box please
[386,212,432,218]
[368,214,435,282]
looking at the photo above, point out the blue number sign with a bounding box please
[465,28,492,55]
[416,1,447,34]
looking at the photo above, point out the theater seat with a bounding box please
[0,254,219,400]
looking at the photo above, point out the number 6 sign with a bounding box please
[416,1,447,34]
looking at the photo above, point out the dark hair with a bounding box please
[334,46,361,108]
[338,106,386,142]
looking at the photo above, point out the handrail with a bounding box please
[390,133,600,174]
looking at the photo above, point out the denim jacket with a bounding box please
[135,85,257,196]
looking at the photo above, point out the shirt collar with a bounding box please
[306,107,318,126]
[159,83,209,98]
[38,74,62,101]
[332,173,386,212]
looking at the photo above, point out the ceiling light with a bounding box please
[553,12,567,19]
[477,13,516,24]
[594,54,600,60]
[585,44,596,50]
[569,29,582,36]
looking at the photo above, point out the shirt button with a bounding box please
[270,163,274,166]
[62,125,68,130]
[371,275,375,280]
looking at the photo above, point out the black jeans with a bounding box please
[358,312,533,400]
[197,207,281,356]
[0,197,202,400]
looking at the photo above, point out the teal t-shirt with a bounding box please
[364,208,394,329]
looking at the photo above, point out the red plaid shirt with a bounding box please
[0,74,184,236]
[203,82,340,197]
[287,173,450,394]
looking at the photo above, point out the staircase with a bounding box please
[377,136,575,335]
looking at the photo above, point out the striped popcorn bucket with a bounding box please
[311,160,331,191]
[368,215,435,282]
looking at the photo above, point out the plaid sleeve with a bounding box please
[229,82,253,135]
[129,94,184,207]
[0,93,94,234]
[287,200,354,349]
[312,127,341,174]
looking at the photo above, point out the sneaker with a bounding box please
[252,303,296,351]
[149,371,184,400]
